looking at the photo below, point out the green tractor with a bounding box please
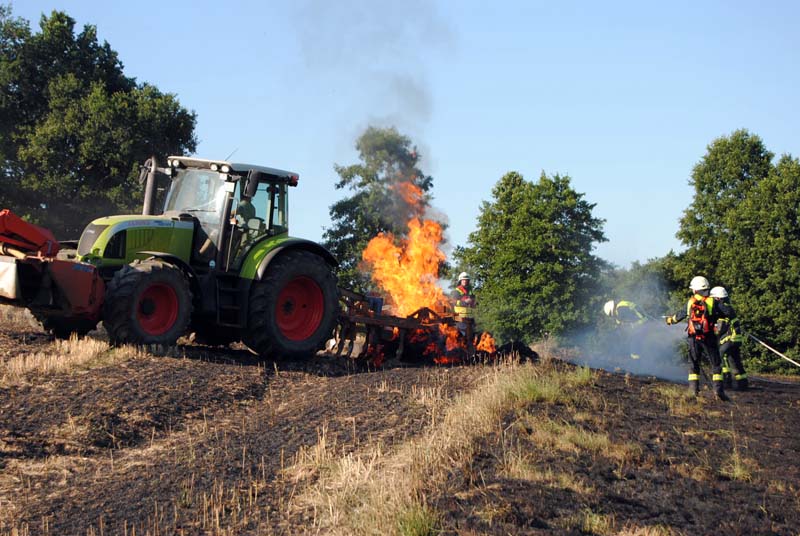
[69,156,339,358]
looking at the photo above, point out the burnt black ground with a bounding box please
[1,323,798,535]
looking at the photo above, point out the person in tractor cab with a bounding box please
[233,193,256,227]
[710,286,748,391]
[665,276,730,400]
[603,300,647,359]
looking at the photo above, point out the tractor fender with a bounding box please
[135,251,199,295]
[255,239,338,280]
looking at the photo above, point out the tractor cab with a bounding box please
[156,157,297,272]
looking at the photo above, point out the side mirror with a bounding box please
[245,170,265,198]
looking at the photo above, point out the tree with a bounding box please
[675,129,773,285]
[0,7,196,237]
[455,171,607,343]
[674,129,800,373]
[720,155,800,372]
[323,126,435,291]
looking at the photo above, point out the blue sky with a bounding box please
[14,0,800,267]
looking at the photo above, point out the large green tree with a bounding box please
[455,171,607,343]
[675,129,800,372]
[675,129,773,285]
[323,126,435,291]
[0,7,196,237]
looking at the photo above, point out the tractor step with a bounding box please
[215,274,242,328]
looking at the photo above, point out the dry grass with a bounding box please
[284,361,604,535]
[0,304,39,328]
[719,448,758,482]
[560,508,615,535]
[498,441,595,495]
[617,525,683,536]
[0,336,142,384]
[652,384,706,416]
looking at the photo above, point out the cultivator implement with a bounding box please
[332,288,490,366]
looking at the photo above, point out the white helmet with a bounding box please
[689,276,710,292]
[457,272,470,281]
[603,300,616,316]
[710,286,728,299]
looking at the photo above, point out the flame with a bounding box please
[476,332,496,354]
[362,212,447,317]
[439,323,461,352]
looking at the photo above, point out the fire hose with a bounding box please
[745,332,800,369]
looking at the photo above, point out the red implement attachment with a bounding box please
[0,210,103,324]
[0,209,60,257]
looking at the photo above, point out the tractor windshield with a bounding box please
[164,169,229,265]
[163,169,228,220]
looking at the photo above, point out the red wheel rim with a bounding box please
[137,283,179,336]
[276,276,324,341]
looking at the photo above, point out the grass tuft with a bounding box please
[719,448,757,482]
[396,504,440,536]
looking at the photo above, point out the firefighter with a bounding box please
[451,272,476,353]
[452,272,476,319]
[603,300,647,326]
[603,300,647,359]
[665,276,728,400]
[710,286,748,390]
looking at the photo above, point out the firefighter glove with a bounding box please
[665,316,676,325]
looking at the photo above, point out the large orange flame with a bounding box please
[362,180,447,317]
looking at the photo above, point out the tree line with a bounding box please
[2,7,797,372]
[0,6,195,237]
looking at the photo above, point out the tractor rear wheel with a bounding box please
[245,250,338,360]
[103,259,192,345]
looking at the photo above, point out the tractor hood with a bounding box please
[77,215,194,266]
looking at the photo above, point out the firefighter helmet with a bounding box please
[603,300,616,317]
[457,272,470,281]
[710,286,728,299]
[689,276,710,292]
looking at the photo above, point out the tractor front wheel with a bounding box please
[103,260,192,345]
[245,250,338,360]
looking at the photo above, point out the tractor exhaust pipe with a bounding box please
[140,156,158,216]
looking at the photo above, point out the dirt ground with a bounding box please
[1,321,799,535]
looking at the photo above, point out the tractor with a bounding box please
[0,157,340,359]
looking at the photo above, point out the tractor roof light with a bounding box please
[221,164,230,173]
[210,163,219,171]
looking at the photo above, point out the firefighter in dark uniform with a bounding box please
[603,300,647,359]
[710,286,748,391]
[665,276,730,400]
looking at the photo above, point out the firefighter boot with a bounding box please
[713,381,729,401]
[735,375,749,391]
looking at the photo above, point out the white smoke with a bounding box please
[564,320,689,382]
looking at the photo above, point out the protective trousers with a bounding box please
[719,341,748,390]
[687,336,725,397]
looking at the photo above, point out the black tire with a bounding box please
[36,315,98,339]
[103,259,193,345]
[245,250,339,360]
